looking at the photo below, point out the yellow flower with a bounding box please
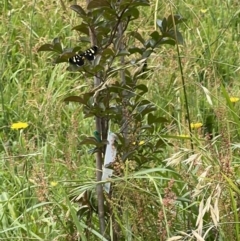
[190,122,203,129]
[133,141,145,145]
[50,181,58,187]
[230,97,239,103]
[11,122,29,130]
[200,9,208,13]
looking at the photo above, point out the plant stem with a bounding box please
[95,115,106,235]
[86,0,106,235]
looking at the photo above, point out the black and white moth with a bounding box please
[69,45,98,67]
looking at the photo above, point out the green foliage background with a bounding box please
[0,0,240,240]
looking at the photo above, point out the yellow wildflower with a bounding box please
[11,122,29,130]
[139,141,145,145]
[190,122,203,129]
[50,181,58,187]
[230,97,239,103]
[133,141,145,145]
[200,9,208,13]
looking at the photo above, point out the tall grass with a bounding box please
[1,0,240,240]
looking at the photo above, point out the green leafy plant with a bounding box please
[38,1,185,240]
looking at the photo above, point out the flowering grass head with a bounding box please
[178,134,190,138]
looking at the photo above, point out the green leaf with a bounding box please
[142,49,153,58]
[148,113,155,125]
[55,51,75,64]
[122,151,135,161]
[94,25,111,37]
[138,104,156,117]
[144,39,156,48]
[64,96,85,104]
[154,117,169,124]
[135,84,148,94]
[157,18,167,33]
[76,206,90,218]
[122,8,139,20]
[164,30,184,45]
[167,14,186,29]
[128,47,144,55]
[79,36,91,43]
[134,0,150,7]
[96,8,116,21]
[116,50,130,57]
[132,61,147,80]
[101,48,115,58]
[150,31,161,41]
[72,24,89,34]
[155,139,166,148]
[64,93,92,105]
[129,31,145,45]
[53,37,63,53]
[137,99,151,106]
[38,39,63,53]
[70,5,86,17]
[158,38,176,46]
[148,113,168,125]
[79,137,99,146]
[120,0,150,8]
[88,147,99,155]
[135,102,155,119]
[37,44,54,52]
[87,0,110,10]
